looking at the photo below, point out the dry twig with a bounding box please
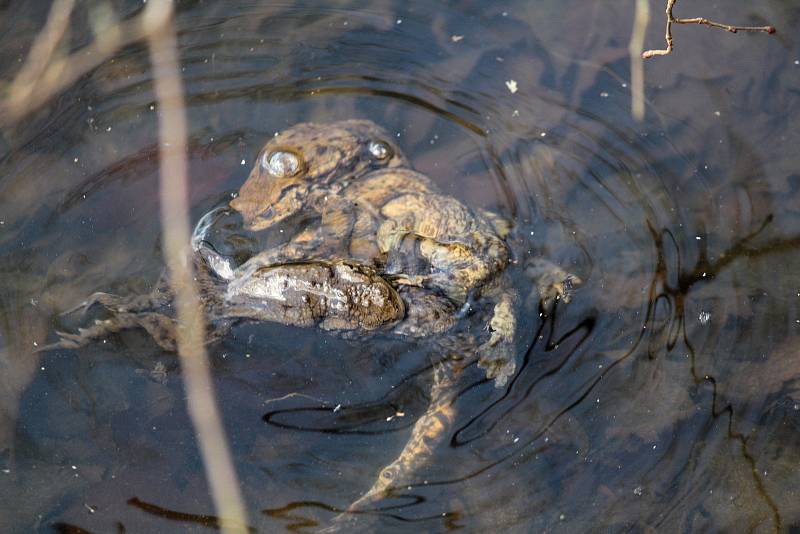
[145,2,249,532]
[643,0,775,59]
[1,1,249,532]
[0,2,168,124]
[629,0,650,120]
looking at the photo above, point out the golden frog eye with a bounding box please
[262,149,302,178]
[368,140,392,161]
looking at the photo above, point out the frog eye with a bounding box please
[368,140,392,162]
[261,149,302,178]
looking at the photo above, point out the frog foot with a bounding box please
[477,298,516,387]
[477,342,516,388]
[526,258,582,309]
[37,317,129,352]
[487,298,515,346]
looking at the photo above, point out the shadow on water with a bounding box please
[1,0,800,532]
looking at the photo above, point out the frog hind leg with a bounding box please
[384,232,518,387]
[328,358,461,527]
[44,311,178,352]
[525,257,582,309]
[382,232,490,302]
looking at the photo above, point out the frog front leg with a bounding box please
[525,257,582,308]
[42,311,180,352]
[475,285,518,388]
[380,229,518,387]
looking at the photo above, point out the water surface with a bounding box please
[1,1,799,532]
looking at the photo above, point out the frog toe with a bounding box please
[556,273,582,303]
[526,258,582,308]
[539,272,582,308]
[487,298,516,346]
[477,344,516,388]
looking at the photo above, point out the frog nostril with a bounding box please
[259,206,275,220]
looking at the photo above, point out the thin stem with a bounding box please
[0,1,166,124]
[145,1,249,533]
[643,0,775,59]
[629,0,650,120]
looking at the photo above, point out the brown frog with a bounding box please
[218,120,578,387]
[229,119,409,232]
[197,120,579,525]
[50,119,579,527]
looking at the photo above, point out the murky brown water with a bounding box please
[1,1,799,532]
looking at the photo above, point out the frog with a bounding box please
[46,257,415,353]
[216,168,519,385]
[228,119,409,233]
[49,119,580,528]
[193,120,580,525]
[212,120,579,387]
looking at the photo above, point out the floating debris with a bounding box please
[505,80,518,94]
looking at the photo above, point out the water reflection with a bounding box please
[1,0,799,532]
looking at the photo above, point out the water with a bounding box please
[1,1,799,532]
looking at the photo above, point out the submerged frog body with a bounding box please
[48,249,485,529]
[49,259,411,353]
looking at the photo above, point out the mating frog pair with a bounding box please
[48,120,580,523]
[200,120,576,385]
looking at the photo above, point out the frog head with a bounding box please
[231,120,407,230]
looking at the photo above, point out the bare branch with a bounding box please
[0,2,168,124]
[629,0,650,121]
[145,1,249,532]
[2,1,251,531]
[643,0,775,59]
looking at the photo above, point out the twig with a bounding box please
[643,0,775,59]
[629,0,650,121]
[6,0,76,100]
[0,2,164,124]
[145,1,249,533]
[2,1,250,532]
